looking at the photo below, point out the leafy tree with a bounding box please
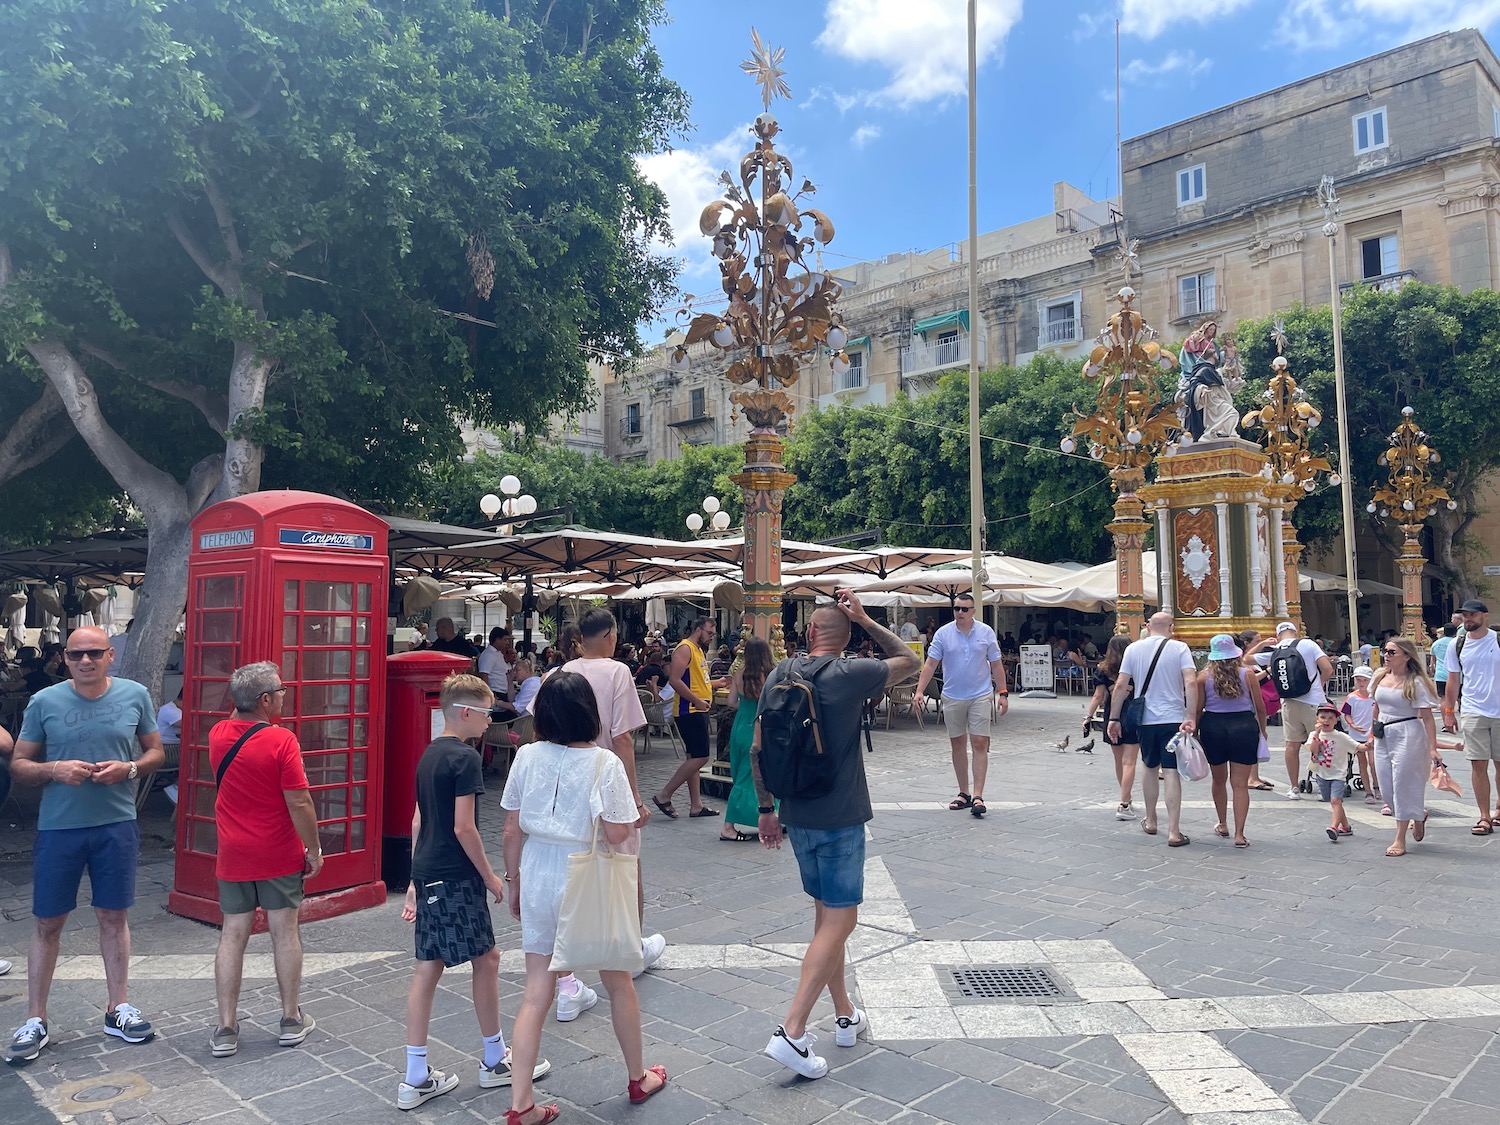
[0,0,685,696]
[1236,284,1500,601]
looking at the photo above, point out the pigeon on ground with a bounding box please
[1075,739,1095,754]
[1053,734,1070,750]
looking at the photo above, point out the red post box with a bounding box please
[383,651,471,891]
[170,491,390,926]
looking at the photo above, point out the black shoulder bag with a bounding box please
[1120,639,1170,743]
[214,722,269,788]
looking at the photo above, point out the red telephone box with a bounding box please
[169,491,390,926]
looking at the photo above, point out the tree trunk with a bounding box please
[1432,508,1478,604]
[118,518,193,703]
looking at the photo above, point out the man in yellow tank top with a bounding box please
[652,618,723,818]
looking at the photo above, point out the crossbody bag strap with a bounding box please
[1138,638,1170,698]
[214,722,269,788]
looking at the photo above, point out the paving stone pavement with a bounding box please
[2,694,1498,1124]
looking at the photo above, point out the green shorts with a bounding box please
[218,872,305,915]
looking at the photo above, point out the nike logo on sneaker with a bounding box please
[777,1028,809,1057]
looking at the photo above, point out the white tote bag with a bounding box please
[1171,731,1210,783]
[549,755,644,974]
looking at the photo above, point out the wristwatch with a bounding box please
[127,762,139,780]
[758,806,775,815]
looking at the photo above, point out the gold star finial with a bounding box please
[741,28,790,110]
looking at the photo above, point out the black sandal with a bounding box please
[652,796,678,820]
[718,830,754,842]
[949,793,973,810]
[971,797,987,819]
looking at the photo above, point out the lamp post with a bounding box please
[675,29,843,643]
[685,495,733,536]
[478,477,569,651]
[1319,177,1363,642]
[1061,285,1180,638]
[1369,406,1455,647]
[1241,325,1335,626]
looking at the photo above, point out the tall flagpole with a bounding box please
[967,0,985,612]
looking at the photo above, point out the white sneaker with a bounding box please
[0,959,11,976]
[634,933,666,979]
[1114,803,1135,821]
[397,1067,458,1111]
[555,982,598,1022]
[1286,787,1302,800]
[765,1026,828,1079]
[835,1007,866,1048]
[478,1049,552,1088]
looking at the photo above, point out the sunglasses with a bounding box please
[1382,648,1401,656]
[64,648,109,662]
[955,606,974,613]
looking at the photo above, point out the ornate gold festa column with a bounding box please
[1242,327,1336,634]
[673,30,846,642]
[1369,406,1455,647]
[1061,285,1180,640]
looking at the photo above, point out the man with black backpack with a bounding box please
[1253,622,1334,799]
[750,589,919,1080]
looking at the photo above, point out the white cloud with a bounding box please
[635,124,753,301]
[851,124,882,147]
[801,85,865,114]
[816,0,1024,106]
[1121,49,1214,83]
[1074,11,1115,41]
[1120,0,1256,39]
[1276,0,1500,49]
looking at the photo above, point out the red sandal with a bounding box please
[504,1105,560,1125]
[628,1064,668,1104]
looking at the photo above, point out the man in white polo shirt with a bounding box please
[914,593,1008,820]
[1442,598,1500,834]
[1253,621,1334,799]
[1108,613,1197,847]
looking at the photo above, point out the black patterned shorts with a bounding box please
[413,876,495,967]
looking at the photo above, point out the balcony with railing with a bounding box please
[900,333,981,380]
[1340,269,1416,295]
[618,415,645,442]
[1041,317,1078,346]
[668,401,714,427]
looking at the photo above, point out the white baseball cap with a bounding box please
[1275,621,1297,635]
[1353,665,1374,679]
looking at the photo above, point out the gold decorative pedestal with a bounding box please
[1139,438,1288,649]
[732,432,795,643]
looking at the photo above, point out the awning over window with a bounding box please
[912,311,970,335]
[847,336,871,350]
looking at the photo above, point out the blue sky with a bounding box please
[639,0,1500,332]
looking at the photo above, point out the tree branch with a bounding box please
[166,209,234,295]
[202,170,243,268]
[0,383,73,485]
[77,342,230,438]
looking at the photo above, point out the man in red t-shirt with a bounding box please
[207,661,323,1059]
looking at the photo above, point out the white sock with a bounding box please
[558,974,581,996]
[405,1045,428,1087]
[482,1030,506,1069]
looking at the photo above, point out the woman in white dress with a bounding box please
[501,673,667,1125]
[1369,638,1441,858]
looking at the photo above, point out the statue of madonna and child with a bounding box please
[1175,320,1245,442]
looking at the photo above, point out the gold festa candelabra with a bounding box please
[1369,406,1456,646]
[672,29,846,642]
[1241,335,1337,626]
[1061,285,1179,638]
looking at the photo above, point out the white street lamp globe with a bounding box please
[1403,500,1415,510]
[519,494,538,516]
[500,474,521,496]
[711,322,735,348]
[831,352,850,377]
[702,495,721,514]
[1059,437,1076,453]
[1367,503,1377,513]
[1303,480,1315,492]
[1282,471,1295,485]
[686,513,704,532]
[1328,473,1341,486]
[1448,500,1459,510]
[480,493,502,519]
[501,498,516,518]
[827,325,848,350]
[1126,429,1142,444]
[711,510,731,531]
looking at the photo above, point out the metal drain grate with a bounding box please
[950,966,1065,1001]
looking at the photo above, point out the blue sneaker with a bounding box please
[104,1004,154,1044]
[6,1019,48,1064]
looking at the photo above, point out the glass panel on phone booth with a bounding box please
[200,576,242,609]
[349,819,366,851]
[191,817,218,853]
[303,650,352,680]
[196,648,235,678]
[318,824,346,856]
[355,651,369,677]
[353,684,368,712]
[198,612,239,644]
[282,616,297,647]
[284,581,300,611]
[355,617,369,644]
[305,582,355,612]
[351,786,366,816]
[301,616,353,645]
[280,651,298,681]
[314,788,349,821]
[193,785,216,818]
[351,751,367,780]
[357,583,370,612]
[352,718,368,747]
[302,684,351,716]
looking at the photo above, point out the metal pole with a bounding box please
[1324,202,1361,640]
[967,0,985,610]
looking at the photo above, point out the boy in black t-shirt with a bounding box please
[397,674,549,1111]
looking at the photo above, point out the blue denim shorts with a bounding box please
[785,824,866,909]
[1317,777,1348,802]
[33,820,140,917]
